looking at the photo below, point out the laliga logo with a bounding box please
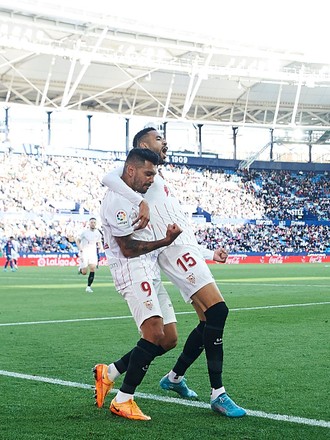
[37,256,77,267]
[116,210,128,225]
[116,211,126,221]
[38,257,46,267]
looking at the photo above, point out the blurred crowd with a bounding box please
[1,152,329,255]
[0,153,112,215]
[239,168,329,221]
[195,223,330,254]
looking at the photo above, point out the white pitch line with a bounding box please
[0,302,329,327]
[3,281,329,288]
[232,301,330,312]
[0,315,135,326]
[218,283,330,288]
[0,370,329,429]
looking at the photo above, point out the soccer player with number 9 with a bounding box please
[95,148,183,421]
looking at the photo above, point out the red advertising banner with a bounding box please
[209,254,330,264]
[1,254,330,267]
[0,256,109,267]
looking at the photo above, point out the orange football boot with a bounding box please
[110,398,151,421]
[93,364,114,408]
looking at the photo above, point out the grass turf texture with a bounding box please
[0,264,329,439]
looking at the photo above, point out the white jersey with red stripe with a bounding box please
[100,189,160,292]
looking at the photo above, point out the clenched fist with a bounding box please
[213,247,228,263]
[165,223,182,244]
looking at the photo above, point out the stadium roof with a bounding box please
[1,0,330,140]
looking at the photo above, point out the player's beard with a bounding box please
[158,150,167,165]
[159,145,168,165]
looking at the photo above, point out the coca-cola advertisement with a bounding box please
[2,254,330,267]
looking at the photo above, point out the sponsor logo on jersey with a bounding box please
[116,210,128,225]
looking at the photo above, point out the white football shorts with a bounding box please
[158,244,215,303]
[79,250,98,269]
[120,278,176,330]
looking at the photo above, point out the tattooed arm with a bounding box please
[115,223,182,258]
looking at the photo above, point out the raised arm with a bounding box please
[102,166,150,229]
[102,165,142,205]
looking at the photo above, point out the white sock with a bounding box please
[211,386,226,401]
[115,391,134,403]
[168,370,183,383]
[107,363,120,381]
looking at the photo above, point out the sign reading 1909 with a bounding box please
[168,155,188,164]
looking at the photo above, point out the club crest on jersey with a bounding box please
[163,185,169,196]
[144,300,153,310]
[186,273,196,285]
[116,210,128,225]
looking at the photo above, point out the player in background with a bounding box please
[76,217,103,293]
[95,148,182,421]
[102,127,246,418]
[11,237,20,269]
[3,237,17,272]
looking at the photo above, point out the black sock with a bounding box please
[114,344,165,375]
[114,348,134,374]
[120,339,161,394]
[172,321,205,377]
[203,302,229,389]
[114,350,133,374]
[87,271,95,286]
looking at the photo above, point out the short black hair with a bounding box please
[89,217,96,221]
[132,127,156,148]
[125,147,159,166]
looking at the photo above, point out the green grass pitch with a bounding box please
[0,263,329,440]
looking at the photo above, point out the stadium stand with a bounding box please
[1,151,329,257]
